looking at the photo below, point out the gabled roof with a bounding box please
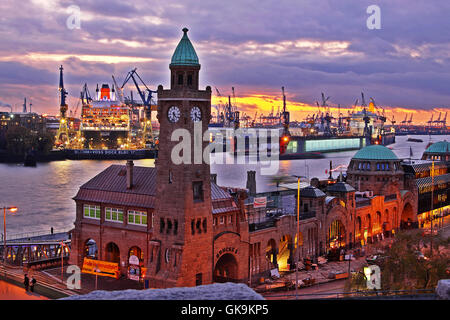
[300,186,326,198]
[170,28,200,66]
[327,182,356,193]
[73,164,233,209]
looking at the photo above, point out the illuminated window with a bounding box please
[105,207,123,223]
[83,204,100,220]
[128,210,147,226]
[193,181,204,202]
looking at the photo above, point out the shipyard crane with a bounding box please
[407,114,413,125]
[390,115,396,126]
[433,112,441,126]
[427,113,434,126]
[360,92,367,108]
[441,112,447,127]
[56,65,69,146]
[112,75,124,104]
[231,87,240,128]
[121,68,156,148]
[400,114,407,125]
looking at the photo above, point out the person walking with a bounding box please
[30,276,36,293]
[23,274,29,292]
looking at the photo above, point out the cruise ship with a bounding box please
[80,83,131,149]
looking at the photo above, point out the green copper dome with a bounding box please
[424,141,450,154]
[352,145,399,160]
[170,28,200,66]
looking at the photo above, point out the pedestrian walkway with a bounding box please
[0,279,48,300]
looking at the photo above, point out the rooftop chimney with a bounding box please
[210,174,217,184]
[126,160,134,189]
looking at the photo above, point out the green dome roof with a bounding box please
[352,145,398,161]
[424,141,450,154]
[170,28,199,66]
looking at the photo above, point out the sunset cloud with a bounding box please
[0,0,448,123]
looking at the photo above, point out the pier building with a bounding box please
[68,28,448,288]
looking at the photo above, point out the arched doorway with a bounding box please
[105,242,120,264]
[128,246,143,263]
[214,253,238,283]
[401,202,415,229]
[278,234,294,271]
[327,220,346,250]
[84,239,98,259]
[265,239,277,268]
[364,214,372,243]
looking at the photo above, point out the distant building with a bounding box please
[422,140,450,161]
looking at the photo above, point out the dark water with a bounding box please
[0,135,448,235]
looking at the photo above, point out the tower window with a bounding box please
[195,273,202,286]
[196,219,201,234]
[203,218,207,232]
[167,219,172,234]
[178,74,183,85]
[160,218,165,234]
[187,74,193,86]
[191,219,195,235]
[193,181,204,202]
[174,219,178,235]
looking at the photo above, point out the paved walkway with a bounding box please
[0,279,48,300]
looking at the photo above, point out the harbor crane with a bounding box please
[121,68,156,148]
[56,65,69,146]
[433,112,441,126]
[407,114,413,125]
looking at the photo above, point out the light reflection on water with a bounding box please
[0,135,447,235]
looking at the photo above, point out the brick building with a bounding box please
[68,28,447,288]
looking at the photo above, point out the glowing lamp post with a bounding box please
[292,175,307,300]
[2,206,18,264]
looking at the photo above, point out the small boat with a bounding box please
[407,137,423,143]
[279,152,324,160]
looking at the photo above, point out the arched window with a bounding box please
[376,163,380,171]
[178,74,183,85]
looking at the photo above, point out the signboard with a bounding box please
[253,197,267,209]
[82,258,120,279]
[128,265,140,281]
[129,255,139,266]
[128,255,141,281]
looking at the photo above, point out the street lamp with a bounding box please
[292,175,307,300]
[2,206,18,265]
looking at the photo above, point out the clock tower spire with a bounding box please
[148,28,213,288]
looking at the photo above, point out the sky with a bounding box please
[0,0,449,124]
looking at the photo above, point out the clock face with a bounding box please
[168,106,181,123]
[190,106,202,122]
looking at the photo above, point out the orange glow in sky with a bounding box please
[211,94,448,125]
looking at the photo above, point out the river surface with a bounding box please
[0,135,448,236]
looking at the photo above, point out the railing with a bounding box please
[384,194,397,202]
[1,226,72,241]
[249,220,276,232]
[356,199,371,208]
[264,288,436,299]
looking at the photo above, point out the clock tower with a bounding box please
[148,28,213,288]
